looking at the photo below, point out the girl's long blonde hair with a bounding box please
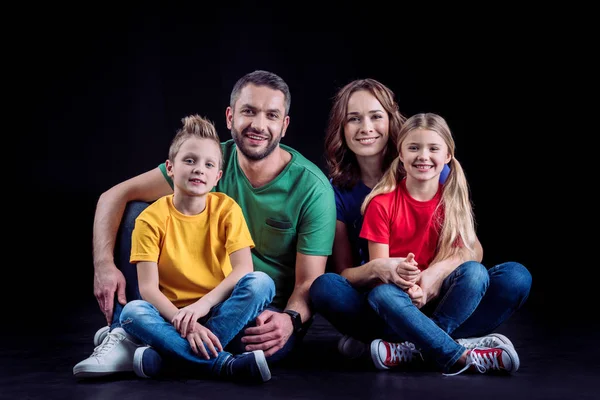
[361,113,477,265]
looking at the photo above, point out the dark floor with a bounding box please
[2,290,599,400]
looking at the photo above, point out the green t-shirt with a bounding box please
[159,139,336,308]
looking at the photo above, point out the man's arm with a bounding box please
[93,167,173,325]
[284,253,327,323]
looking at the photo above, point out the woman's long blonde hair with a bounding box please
[361,113,477,265]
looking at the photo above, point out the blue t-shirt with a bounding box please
[332,164,450,267]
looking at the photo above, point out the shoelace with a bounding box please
[388,342,423,365]
[90,332,125,357]
[444,347,502,376]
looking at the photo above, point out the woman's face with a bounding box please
[344,90,389,159]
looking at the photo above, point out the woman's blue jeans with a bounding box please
[309,261,531,370]
[120,271,275,377]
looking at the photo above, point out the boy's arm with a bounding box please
[94,167,173,325]
[191,247,254,312]
[137,261,180,321]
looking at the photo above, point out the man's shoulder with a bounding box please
[282,144,331,189]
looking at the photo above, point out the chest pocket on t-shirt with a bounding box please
[260,218,296,258]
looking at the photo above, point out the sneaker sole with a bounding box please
[252,350,271,382]
[370,339,390,370]
[133,347,150,379]
[73,364,132,378]
[499,344,520,373]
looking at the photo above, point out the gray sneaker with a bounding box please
[456,333,514,350]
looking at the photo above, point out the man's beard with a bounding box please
[231,124,283,161]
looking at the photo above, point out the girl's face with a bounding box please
[399,128,451,182]
[343,90,389,159]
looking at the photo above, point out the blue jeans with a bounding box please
[113,201,305,364]
[120,271,275,377]
[309,261,531,370]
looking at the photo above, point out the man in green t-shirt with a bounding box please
[80,70,336,377]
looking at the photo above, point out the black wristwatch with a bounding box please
[284,309,303,334]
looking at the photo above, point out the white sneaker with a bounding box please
[73,327,140,378]
[456,333,514,350]
[337,335,367,359]
[93,326,110,347]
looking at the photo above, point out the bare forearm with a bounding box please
[285,283,313,323]
[93,190,127,270]
[199,265,252,309]
[139,286,180,321]
[341,261,379,287]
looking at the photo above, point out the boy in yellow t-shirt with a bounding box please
[109,115,273,383]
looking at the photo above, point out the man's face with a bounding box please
[226,84,290,161]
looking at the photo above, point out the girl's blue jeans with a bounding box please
[309,261,532,370]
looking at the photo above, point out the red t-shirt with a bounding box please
[360,179,443,270]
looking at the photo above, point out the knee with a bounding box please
[309,273,345,305]
[120,299,149,322]
[368,284,409,312]
[121,201,151,231]
[239,271,275,302]
[497,262,532,299]
[457,261,489,290]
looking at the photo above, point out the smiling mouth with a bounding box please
[190,179,206,184]
[357,137,378,144]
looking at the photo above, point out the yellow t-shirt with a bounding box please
[130,192,255,308]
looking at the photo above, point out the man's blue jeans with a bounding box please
[112,201,303,364]
[309,261,532,370]
[120,271,275,377]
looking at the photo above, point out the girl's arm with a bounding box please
[419,236,483,303]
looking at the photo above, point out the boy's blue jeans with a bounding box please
[309,261,532,370]
[120,271,274,377]
[111,201,302,364]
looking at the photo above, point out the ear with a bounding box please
[165,159,174,177]
[214,169,223,185]
[445,152,452,164]
[281,115,290,138]
[226,107,233,130]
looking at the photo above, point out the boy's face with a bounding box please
[166,137,223,197]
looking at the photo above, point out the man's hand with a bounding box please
[241,310,293,357]
[93,263,127,325]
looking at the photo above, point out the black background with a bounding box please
[11,3,586,324]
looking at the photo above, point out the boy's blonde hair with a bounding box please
[168,115,222,167]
